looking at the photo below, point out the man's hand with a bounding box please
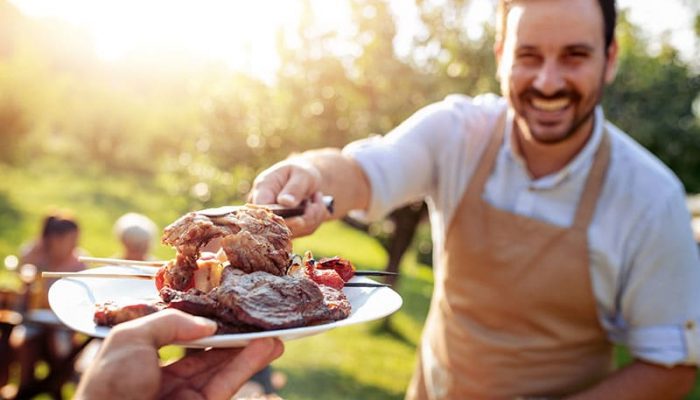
[75,309,284,400]
[565,360,696,400]
[249,149,371,238]
[250,158,331,237]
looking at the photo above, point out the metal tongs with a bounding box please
[198,195,335,218]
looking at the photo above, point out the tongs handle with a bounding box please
[199,195,334,218]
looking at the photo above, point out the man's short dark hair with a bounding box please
[497,0,617,50]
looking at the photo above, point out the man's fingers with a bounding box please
[277,169,319,207]
[250,169,288,205]
[202,338,284,400]
[285,192,331,237]
[250,163,293,204]
[249,186,278,205]
[162,347,241,379]
[249,159,322,209]
[158,348,243,398]
[111,309,218,348]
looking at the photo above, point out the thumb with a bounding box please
[113,309,218,348]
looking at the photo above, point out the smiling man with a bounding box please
[249,0,700,398]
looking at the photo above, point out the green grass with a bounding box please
[0,162,430,399]
[1,162,699,399]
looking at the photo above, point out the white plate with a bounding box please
[48,265,403,348]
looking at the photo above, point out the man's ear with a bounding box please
[494,40,504,81]
[604,38,619,84]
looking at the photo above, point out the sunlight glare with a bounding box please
[10,0,355,80]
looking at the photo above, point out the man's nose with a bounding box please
[533,59,565,95]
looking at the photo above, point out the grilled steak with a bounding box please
[215,268,350,330]
[95,267,352,332]
[162,205,292,276]
[95,205,353,333]
[94,301,165,326]
[160,287,219,319]
[319,285,353,320]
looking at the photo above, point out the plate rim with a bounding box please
[48,265,403,347]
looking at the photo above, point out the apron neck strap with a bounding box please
[572,128,611,230]
[465,110,507,198]
[466,110,611,231]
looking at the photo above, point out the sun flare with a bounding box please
[10,0,352,80]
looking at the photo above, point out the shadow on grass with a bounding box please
[369,318,413,347]
[393,267,432,326]
[278,366,404,400]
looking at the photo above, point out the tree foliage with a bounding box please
[604,11,700,191]
[0,0,698,198]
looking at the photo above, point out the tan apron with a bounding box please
[406,113,613,399]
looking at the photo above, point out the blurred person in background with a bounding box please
[12,211,87,394]
[249,0,700,398]
[19,211,86,308]
[113,212,158,261]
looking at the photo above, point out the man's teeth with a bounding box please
[531,97,570,111]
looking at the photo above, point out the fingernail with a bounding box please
[253,337,274,351]
[194,317,218,330]
[279,194,296,205]
[262,338,280,357]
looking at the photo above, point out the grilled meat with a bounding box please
[215,268,350,330]
[94,301,165,326]
[161,205,292,278]
[95,205,353,334]
[95,266,352,332]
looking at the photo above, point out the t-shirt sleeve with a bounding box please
[342,101,459,221]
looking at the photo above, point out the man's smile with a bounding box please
[530,97,571,112]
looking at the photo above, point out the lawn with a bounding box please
[0,162,698,399]
[0,162,431,399]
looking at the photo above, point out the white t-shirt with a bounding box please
[344,93,700,367]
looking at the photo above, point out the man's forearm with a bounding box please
[566,360,696,400]
[298,148,371,218]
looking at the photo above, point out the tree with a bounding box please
[604,11,700,192]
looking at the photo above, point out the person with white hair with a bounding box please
[113,212,158,261]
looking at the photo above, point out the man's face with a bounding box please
[496,0,617,144]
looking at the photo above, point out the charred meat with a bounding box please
[215,268,351,330]
[96,267,352,332]
[95,206,354,334]
[94,301,165,326]
[161,205,292,284]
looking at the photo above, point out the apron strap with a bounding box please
[465,110,507,198]
[572,128,611,230]
[465,110,611,231]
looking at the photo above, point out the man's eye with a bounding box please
[517,53,540,62]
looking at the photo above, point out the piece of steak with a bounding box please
[160,286,259,333]
[320,285,353,321]
[215,268,351,330]
[160,287,219,319]
[93,301,165,326]
[161,205,292,276]
[94,267,352,332]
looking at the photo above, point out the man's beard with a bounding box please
[514,84,603,145]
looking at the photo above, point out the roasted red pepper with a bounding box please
[317,256,356,282]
